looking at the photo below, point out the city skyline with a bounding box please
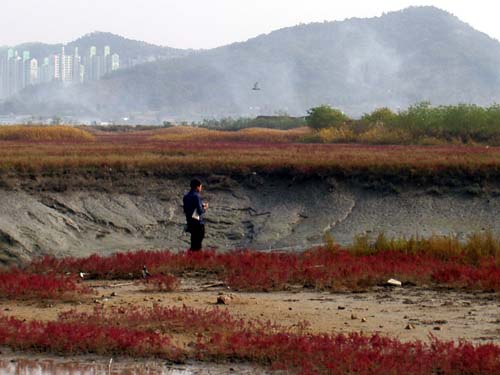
[0,45,120,99]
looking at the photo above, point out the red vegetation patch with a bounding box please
[28,248,500,292]
[59,304,285,336]
[0,271,92,300]
[0,130,498,180]
[200,331,500,375]
[2,306,498,375]
[0,315,181,359]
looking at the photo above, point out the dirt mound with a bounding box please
[0,174,498,263]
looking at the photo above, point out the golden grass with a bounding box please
[0,126,95,142]
[351,232,500,265]
[153,126,311,143]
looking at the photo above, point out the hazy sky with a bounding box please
[2,0,500,48]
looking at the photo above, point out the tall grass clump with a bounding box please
[351,231,500,264]
[153,126,309,143]
[0,125,95,142]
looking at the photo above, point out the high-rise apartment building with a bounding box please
[111,54,120,71]
[0,55,7,99]
[39,57,51,83]
[29,59,39,85]
[0,45,121,98]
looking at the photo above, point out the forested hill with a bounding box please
[5,6,500,118]
[0,32,190,65]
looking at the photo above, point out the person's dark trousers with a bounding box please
[189,222,205,251]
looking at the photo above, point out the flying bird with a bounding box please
[252,82,261,91]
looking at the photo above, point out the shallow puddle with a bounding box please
[0,355,268,375]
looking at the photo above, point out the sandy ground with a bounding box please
[2,277,499,346]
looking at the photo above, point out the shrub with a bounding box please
[306,105,350,130]
[361,107,398,125]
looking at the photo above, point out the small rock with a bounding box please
[338,306,346,310]
[361,318,367,323]
[434,320,448,325]
[351,314,358,320]
[433,326,441,331]
[4,308,11,312]
[288,307,292,311]
[110,292,117,297]
[386,279,402,287]
[217,294,234,305]
[405,324,415,330]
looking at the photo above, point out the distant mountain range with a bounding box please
[3,6,500,120]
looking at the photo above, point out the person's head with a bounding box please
[190,178,202,192]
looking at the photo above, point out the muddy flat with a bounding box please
[3,277,499,346]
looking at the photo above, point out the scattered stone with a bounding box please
[338,306,346,310]
[217,294,235,305]
[405,324,415,330]
[110,292,117,297]
[434,320,448,325]
[361,318,367,323]
[433,326,442,331]
[351,314,358,320]
[386,279,402,287]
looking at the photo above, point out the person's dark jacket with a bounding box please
[183,190,205,224]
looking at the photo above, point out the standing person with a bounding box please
[183,179,208,251]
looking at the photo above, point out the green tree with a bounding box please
[306,105,350,130]
[361,107,397,125]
